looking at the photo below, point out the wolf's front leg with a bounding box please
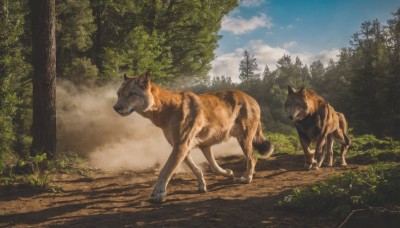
[152,145,188,203]
[313,135,327,169]
[298,135,315,169]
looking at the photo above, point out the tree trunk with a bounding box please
[91,0,104,74]
[30,0,57,158]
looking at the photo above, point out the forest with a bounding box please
[1,1,400,226]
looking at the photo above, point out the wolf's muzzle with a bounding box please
[113,104,123,112]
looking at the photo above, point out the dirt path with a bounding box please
[0,154,362,227]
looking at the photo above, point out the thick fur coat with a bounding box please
[113,73,274,202]
[285,86,351,169]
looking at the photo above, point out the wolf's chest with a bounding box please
[295,114,323,140]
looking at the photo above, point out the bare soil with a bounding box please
[0,154,362,227]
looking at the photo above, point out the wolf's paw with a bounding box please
[305,163,313,170]
[340,162,348,167]
[198,186,207,193]
[151,190,167,203]
[237,176,252,184]
[311,164,320,170]
[225,169,234,177]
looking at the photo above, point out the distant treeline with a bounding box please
[192,9,400,139]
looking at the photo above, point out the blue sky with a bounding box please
[210,0,400,81]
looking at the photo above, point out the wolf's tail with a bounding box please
[252,123,274,157]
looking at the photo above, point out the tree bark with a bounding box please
[90,0,105,74]
[30,0,57,158]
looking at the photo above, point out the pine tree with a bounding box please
[349,19,390,135]
[30,0,57,158]
[309,60,325,91]
[262,65,272,82]
[56,0,97,81]
[239,50,259,82]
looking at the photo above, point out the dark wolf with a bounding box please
[284,86,351,169]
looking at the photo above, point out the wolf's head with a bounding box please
[113,72,155,116]
[284,85,310,122]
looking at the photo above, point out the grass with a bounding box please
[266,132,301,155]
[0,151,89,191]
[278,133,400,219]
[279,163,400,218]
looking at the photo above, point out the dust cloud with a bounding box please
[57,80,242,172]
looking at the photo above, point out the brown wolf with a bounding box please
[113,72,274,202]
[284,86,351,169]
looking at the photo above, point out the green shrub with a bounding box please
[279,163,400,219]
[1,151,88,190]
[266,132,301,154]
[350,134,400,152]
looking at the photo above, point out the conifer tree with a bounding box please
[239,50,259,82]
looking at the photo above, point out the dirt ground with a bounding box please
[0,154,362,227]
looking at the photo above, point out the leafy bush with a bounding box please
[347,134,400,164]
[279,163,400,219]
[1,153,49,188]
[1,151,88,190]
[266,132,301,154]
[350,134,400,152]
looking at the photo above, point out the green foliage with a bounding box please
[20,153,51,188]
[46,151,88,176]
[57,0,95,52]
[102,26,172,82]
[266,132,300,154]
[91,0,238,82]
[347,134,400,165]
[56,0,96,76]
[63,57,99,85]
[0,0,31,170]
[0,153,51,189]
[279,163,400,219]
[350,134,399,152]
[0,151,89,190]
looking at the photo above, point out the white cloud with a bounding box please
[210,40,340,82]
[314,49,341,63]
[209,48,244,79]
[283,41,297,49]
[241,0,266,7]
[221,13,273,35]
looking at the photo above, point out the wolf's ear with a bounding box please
[124,73,129,81]
[288,85,296,95]
[138,72,151,88]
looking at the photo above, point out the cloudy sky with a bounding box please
[210,0,400,82]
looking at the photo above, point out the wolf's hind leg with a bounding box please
[184,152,207,193]
[334,131,351,166]
[237,136,256,184]
[200,146,234,178]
